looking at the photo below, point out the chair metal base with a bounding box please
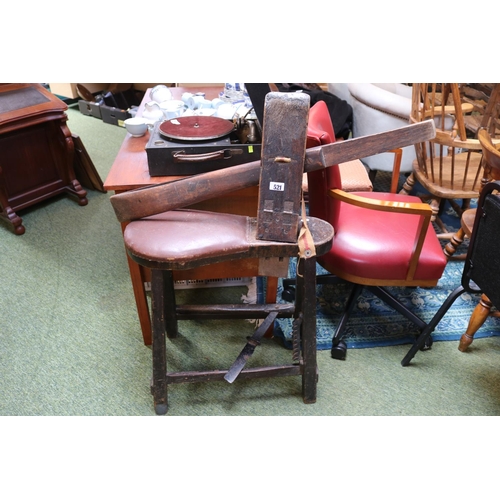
[283,273,441,364]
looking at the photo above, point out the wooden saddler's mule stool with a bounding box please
[110,92,436,414]
[111,92,334,414]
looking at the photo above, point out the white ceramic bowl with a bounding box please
[216,103,236,120]
[124,117,148,137]
[160,99,185,119]
[150,84,172,103]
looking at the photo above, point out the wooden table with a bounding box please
[0,83,88,234]
[105,87,277,345]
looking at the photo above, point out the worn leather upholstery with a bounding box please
[124,208,333,272]
[124,210,250,269]
[318,191,447,282]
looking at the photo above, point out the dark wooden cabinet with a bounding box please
[0,83,87,234]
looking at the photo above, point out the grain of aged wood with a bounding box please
[110,120,436,222]
[256,92,309,242]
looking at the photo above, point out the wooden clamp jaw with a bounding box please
[225,92,311,382]
[256,91,310,243]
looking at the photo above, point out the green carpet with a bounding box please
[2,103,500,417]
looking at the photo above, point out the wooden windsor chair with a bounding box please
[400,83,484,239]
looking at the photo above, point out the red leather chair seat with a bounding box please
[318,191,447,283]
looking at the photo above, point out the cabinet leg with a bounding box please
[0,166,24,234]
[66,179,88,206]
[0,206,25,235]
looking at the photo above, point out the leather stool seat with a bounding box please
[124,208,334,271]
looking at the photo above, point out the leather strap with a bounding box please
[298,192,316,259]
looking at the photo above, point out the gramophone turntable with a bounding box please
[145,115,262,176]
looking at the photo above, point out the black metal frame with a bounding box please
[401,180,500,366]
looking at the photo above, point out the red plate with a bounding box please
[159,116,235,141]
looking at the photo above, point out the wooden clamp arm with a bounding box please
[110,120,436,223]
[328,188,433,281]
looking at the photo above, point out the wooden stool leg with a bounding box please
[459,293,493,352]
[298,257,318,404]
[151,269,168,415]
[163,270,178,339]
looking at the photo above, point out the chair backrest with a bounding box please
[462,83,500,137]
[463,180,500,308]
[306,100,342,226]
[410,83,484,197]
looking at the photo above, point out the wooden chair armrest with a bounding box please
[328,188,433,281]
[328,188,432,216]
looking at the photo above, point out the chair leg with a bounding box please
[296,257,318,403]
[443,227,466,260]
[401,285,466,366]
[399,171,415,195]
[458,293,493,352]
[150,269,169,415]
[331,284,363,360]
[370,286,427,330]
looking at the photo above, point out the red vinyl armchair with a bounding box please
[287,100,448,362]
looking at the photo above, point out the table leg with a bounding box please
[121,218,152,345]
[126,256,152,345]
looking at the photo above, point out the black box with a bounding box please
[100,105,131,127]
[145,123,262,176]
[78,99,102,119]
